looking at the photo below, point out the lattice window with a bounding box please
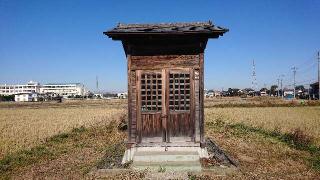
[141,73,162,111]
[169,73,190,111]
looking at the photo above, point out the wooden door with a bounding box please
[137,69,194,143]
[167,69,194,142]
[137,70,164,143]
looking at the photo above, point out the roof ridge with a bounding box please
[117,21,213,28]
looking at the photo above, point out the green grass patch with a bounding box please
[48,133,70,143]
[96,142,128,169]
[72,126,86,133]
[0,146,53,174]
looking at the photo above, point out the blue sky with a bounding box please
[1,0,319,91]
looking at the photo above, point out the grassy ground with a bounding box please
[202,118,320,179]
[0,114,126,179]
[0,99,126,158]
[205,106,320,146]
[0,98,319,179]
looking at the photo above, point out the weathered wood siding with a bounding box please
[128,54,203,144]
[131,55,200,70]
[168,112,193,137]
[141,113,162,138]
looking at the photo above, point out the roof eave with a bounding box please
[103,30,228,40]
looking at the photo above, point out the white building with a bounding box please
[40,83,86,97]
[260,91,268,96]
[284,90,294,97]
[1,81,87,98]
[14,93,38,102]
[0,81,40,95]
[117,92,128,99]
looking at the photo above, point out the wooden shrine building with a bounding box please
[104,22,228,149]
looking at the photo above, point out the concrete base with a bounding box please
[122,146,209,172]
[122,146,209,164]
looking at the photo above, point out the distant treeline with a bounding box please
[0,95,14,101]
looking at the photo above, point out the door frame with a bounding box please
[136,68,195,143]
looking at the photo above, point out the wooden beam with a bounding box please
[190,68,195,142]
[199,53,205,145]
[136,70,142,143]
[127,55,132,144]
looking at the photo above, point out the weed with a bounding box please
[157,165,166,173]
[72,126,86,133]
[214,116,225,127]
[118,113,128,131]
[287,128,314,148]
[48,133,70,143]
[96,142,126,169]
[187,172,196,180]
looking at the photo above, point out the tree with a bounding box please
[227,88,240,96]
[270,85,278,96]
[0,95,14,101]
[260,88,270,96]
[260,88,268,92]
[295,85,305,91]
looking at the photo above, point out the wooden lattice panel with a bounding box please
[169,73,191,111]
[141,72,162,111]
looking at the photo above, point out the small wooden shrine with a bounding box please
[104,21,228,148]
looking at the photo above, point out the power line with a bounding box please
[296,62,317,75]
[295,78,316,85]
[294,51,319,69]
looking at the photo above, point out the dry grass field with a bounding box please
[205,106,320,145]
[0,99,126,158]
[0,97,319,179]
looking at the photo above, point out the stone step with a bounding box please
[133,151,200,162]
[132,161,202,172]
[134,151,198,156]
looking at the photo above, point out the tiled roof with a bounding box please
[104,21,228,35]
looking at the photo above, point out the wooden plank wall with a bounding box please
[131,55,200,70]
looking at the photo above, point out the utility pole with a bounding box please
[280,74,284,98]
[277,78,280,97]
[292,67,297,99]
[251,59,257,95]
[96,76,99,93]
[318,51,320,101]
[308,80,311,100]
